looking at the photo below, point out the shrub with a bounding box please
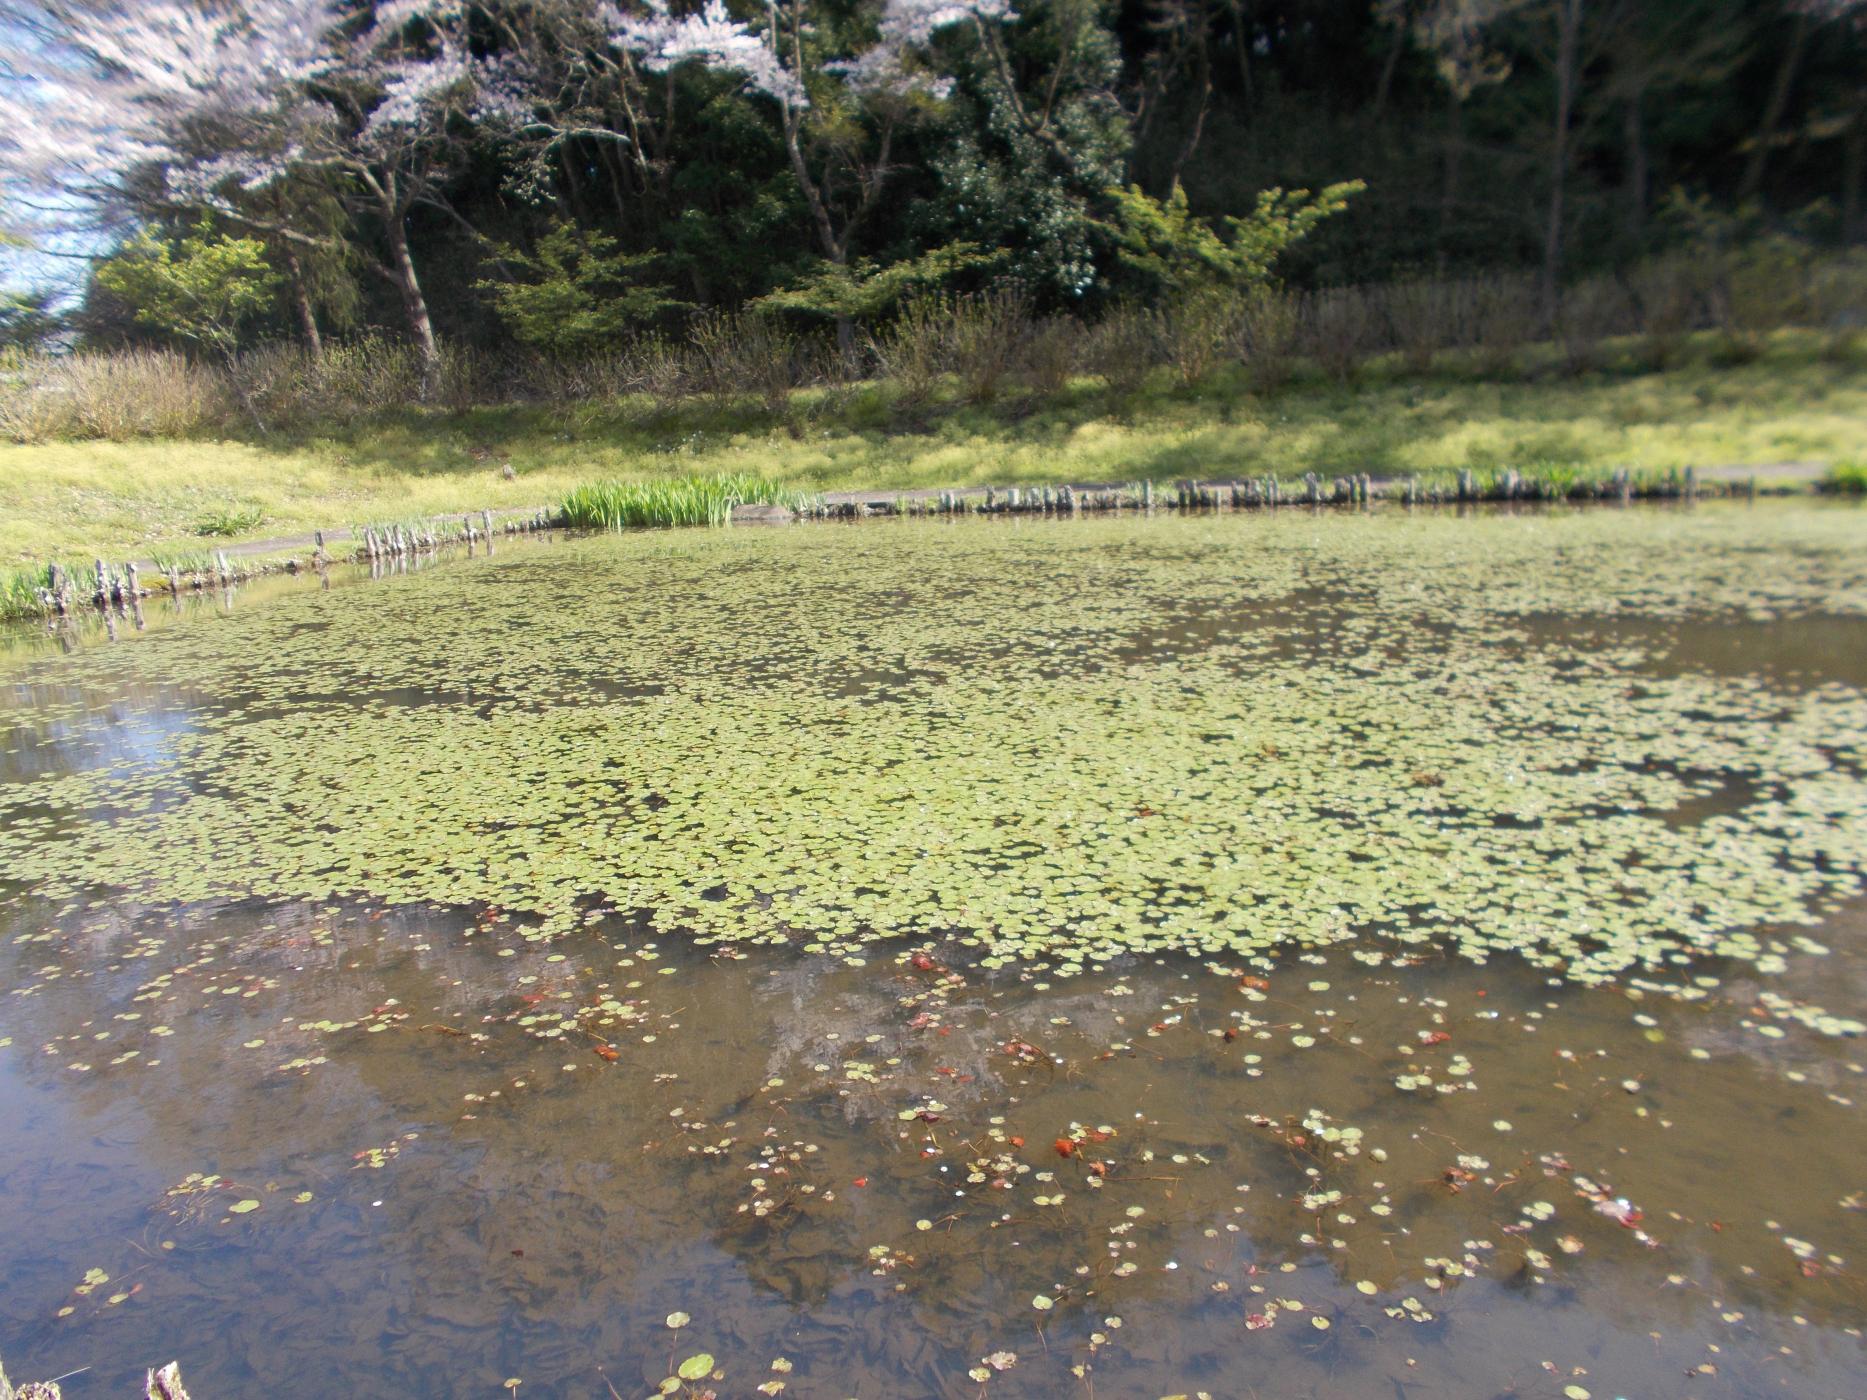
[1381,278,1454,374]
[92,223,278,362]
[1085,303,1154,398]
[232,337,450,426]
[870,295,950,408]
[1470,273,1538,378]
[946,286,1030,404]
[0,348,228,441]
[1104,180,1365,296]
[1807,253,1866,361]
[1302,286,1375,384]
[1626,256,1701,370]
[688,311,800,412]
[1018,316,1080,398]
[478,222,683,357]
[1553,275,1631,376]
[1152,288,1237,388]
[1226,286,1300,392]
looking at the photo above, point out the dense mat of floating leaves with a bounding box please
[2,503,1864,985]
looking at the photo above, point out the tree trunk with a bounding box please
[383,209,440,377]
[1227,0,1253,105]
[1623,89,1649,247]
[1844,104,1865,246]
[779,107,861,372]
[1436,90,1463,276]
[1167,27,1214,192]
[1740,9,1810,202]
[285,249,323,357]
[1372,4,1410,121]
[1541,0,1583,325]
[559,143,589,224]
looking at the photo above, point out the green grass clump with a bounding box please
[1822,461,1866,493]
[0,560,105,621]
[352,515,458,543]
[1,565,44,620]
[193,506,268,537]
[559,474,814,531]
[149,550,218,576]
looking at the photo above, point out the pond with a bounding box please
[1,501,1863,1399]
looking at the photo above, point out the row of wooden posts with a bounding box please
[350,511,545,563]
[32,510,555,618]
[25,471,1751,620]
[804,466,1733,518]
[356,508,552,562]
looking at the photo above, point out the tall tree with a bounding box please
[615,0,1015,355]
[0,1,514,370]
[1597,0,1745,247]
[1412,0,1525,273]
[1538,0,1583,318]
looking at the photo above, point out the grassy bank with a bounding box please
[2,333,1862,570]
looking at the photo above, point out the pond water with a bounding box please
[1,502,1863,1399]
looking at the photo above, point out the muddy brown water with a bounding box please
[1,507,1863,1399]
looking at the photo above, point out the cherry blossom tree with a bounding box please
[610,0,1014,356]
[0,1,518,370]
[0,1,328,238]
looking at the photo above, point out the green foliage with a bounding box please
[478,223,685,356]
[92,223,279,359]
[0,290,63,351]
[1104,182,1367,298]
[754,243,994,321]
[37,0,1864,360]
[932,0,1131,301]
[558,474,814,530]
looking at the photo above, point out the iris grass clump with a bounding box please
[0,559,103,621]
[559,474,815,530]
[0,565,43,620]
[1823,461,1866,494]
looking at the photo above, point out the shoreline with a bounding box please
[3,466,1846,628]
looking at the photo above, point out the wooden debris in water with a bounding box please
[145,1363,191,1400]
[1,1354,193,1400]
